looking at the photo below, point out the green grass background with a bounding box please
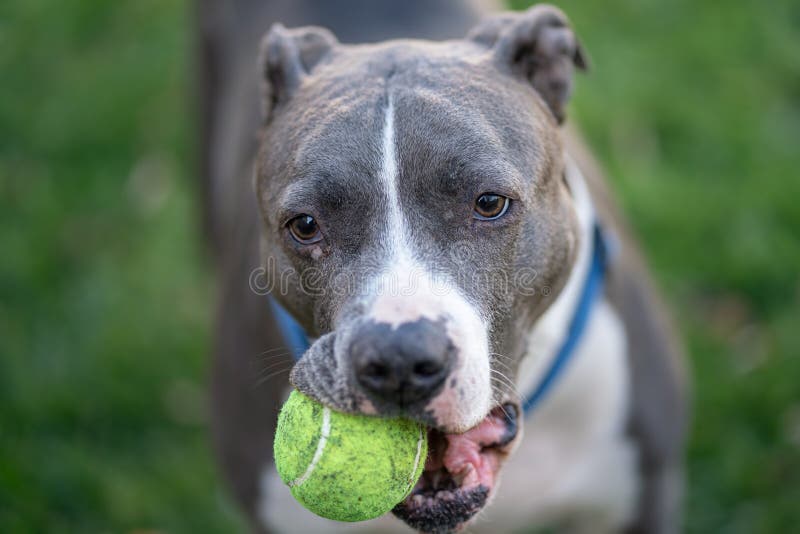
[1,0,798,531]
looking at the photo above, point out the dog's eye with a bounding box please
[474,193,510,220]
[287,214,322,244]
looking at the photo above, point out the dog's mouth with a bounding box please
[392,403,519,533]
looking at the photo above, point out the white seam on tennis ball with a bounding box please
[289,406,331,488]
[408,427,425,488]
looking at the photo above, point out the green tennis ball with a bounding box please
[274,390,428,522]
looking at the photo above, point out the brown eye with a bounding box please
[287,214,322,244]
[474,193,510,220]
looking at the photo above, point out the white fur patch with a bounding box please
[381,99,401,244]
[367,98,492,431]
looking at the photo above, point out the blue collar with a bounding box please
[521,222,608,414]
[268,222,608,418]
[269,298,311,358]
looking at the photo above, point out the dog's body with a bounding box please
[199,2,688,533]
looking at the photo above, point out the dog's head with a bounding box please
[255,5,586,531]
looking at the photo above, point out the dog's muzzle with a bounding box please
[350,318,455,408]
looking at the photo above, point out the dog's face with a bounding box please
[256,6,586,531]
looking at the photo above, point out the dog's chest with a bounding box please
[476,297,639,533]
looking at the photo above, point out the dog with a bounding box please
[200,2,688,532]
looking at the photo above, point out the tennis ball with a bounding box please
[274,390,428,522]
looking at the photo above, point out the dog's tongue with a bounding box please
[394,406,518,532]
[427,407,516,490]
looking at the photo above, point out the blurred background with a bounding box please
[1,0,798,532]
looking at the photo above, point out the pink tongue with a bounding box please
[439,412,508,489]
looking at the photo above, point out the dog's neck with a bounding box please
[516,151,595,398]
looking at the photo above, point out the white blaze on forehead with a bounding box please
[365,96,492,431]
[374,95,421,321]
[381,99,400,238]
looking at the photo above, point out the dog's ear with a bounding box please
[259,24,338,119]
[468,5,588,124]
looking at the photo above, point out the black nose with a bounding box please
[351,318,454,406]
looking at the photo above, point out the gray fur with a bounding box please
[201,2,688,532]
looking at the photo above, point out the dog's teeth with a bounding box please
[436,489,453,501]
[452,465,474,486]
[412,494,425,506]
[430,471,443,488]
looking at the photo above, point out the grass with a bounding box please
[0,0,244,531]
[1,0,798,532]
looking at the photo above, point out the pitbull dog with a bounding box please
[201,2,688,533]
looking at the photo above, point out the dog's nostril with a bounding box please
[362,362,389,379]
[412,360,442,378]
[351,319,454,405]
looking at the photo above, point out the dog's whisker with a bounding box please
[489,368,512,380]
[489,367,516,384]
[489,352,516,374]
[490,375,522,401]
[256,347,289,358]
[253,347,294,361]
[256,366,293,387]
[491,385,521,416]
[257,358,296,376]
[490,364,514,378]
[493,400,514,422]
[254,355,294,366]
[490,369,525,402]
[489,351,515,363]
[491,359,514,374]
[490,377,521,403]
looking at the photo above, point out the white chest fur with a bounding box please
[473,297,638,533]
[473,155,638,532]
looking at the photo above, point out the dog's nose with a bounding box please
[351,319,454,406]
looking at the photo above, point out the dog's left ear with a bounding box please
[468,4,588,124]
[259,24,338,119]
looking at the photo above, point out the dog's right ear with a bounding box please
[259,24,338,119]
